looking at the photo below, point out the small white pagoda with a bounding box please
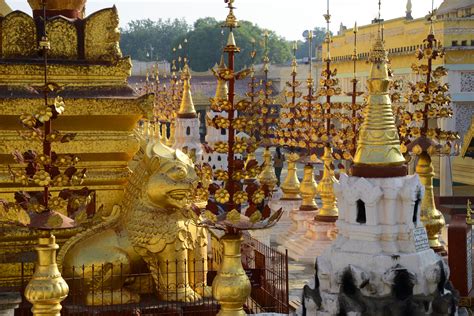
[304,29,457,316]
[172,63,203,162]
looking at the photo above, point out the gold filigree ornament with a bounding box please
[33,170,51,186]
[233,191,248,204]
[204,210,218,223]
[249,211,262,223]
[35,106,53,123]
[215,188,230,204]
[20,114,37,128]
[226,209,241,224]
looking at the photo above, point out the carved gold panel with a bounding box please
[84,8,122,62]
[47,17,78,60]
[1,11,37,58]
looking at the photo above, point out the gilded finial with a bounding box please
[223,0,238,29]
[352,26,405,167]
[214,55,228,100]
[177,62,197,118]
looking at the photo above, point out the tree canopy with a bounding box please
[120,18,326,71]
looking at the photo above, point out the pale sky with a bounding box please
[8,0,444,41]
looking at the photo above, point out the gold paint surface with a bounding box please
[25,235,69,316]
[299,164,318,210]
[258,148,278,191]
[58,141,210,304]
[416,151,445,249]
[281,152,301,200]
[212,233,250,316]
[316,146,338,218]
[353,33,405,167]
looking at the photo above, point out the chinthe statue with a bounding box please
[58,139,210,305]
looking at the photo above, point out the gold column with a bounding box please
[212,233,251,316]
[299,164,318,211]
[25,234,69,316]
[258,148,278,191]
[316,146,338,219]
[281,152,301,200]
[416,151,446,251]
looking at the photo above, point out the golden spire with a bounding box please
[352,31,405,167]
[214,55,228,100]
[177,62,197,118]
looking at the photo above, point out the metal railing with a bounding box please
[2,235,288,316]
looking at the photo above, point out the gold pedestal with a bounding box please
[315,146,338,221]
[299,164,318,211]
[212,233,251,316]
[416,151,446,253]
[281,153,301,200]
[258,148,278,191]
[25,234,69,316]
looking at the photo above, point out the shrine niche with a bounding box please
[46,17,78,60]
[1,11,36,58]
[84,7,122,62]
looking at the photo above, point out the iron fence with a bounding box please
[2,235,288,316]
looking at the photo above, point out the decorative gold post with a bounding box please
[258,148,278,191]
[25,234,68,316]
[281,153,301,200]
[212,233,251,316]
[315,146,338,220]
[299,164,318,210]
[416,151,445,251]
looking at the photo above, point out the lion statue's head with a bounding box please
[141,141,198,211]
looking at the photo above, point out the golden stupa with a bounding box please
[177,62,197,118]
[352,28,406,172]
[214,55,228,100]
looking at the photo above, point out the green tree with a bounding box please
[295,27,327,60]
[120,18,190,61]
[174,19,292,71]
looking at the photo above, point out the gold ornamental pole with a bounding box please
[212,233,251,316]
[299,164,318,210]
[281,152,301,200]
[416,151,445,250]
[258,147,278,191]
[211,2,251,315]
[25,234,69,316]
[279,43,301,200]
[316,146,337,218]
[314,3,338,220]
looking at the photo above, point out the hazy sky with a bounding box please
[8,0,444,41]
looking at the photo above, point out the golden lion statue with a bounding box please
[58,139,210,305]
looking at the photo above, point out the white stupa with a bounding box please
[202,56,230,171]
[172,62,203,162]
[303,28,457,316]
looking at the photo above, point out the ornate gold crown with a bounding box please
[27,0,86,12]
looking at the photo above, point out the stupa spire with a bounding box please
[214,55,228,100]
[177,61,197,118]
[352,28,406,173]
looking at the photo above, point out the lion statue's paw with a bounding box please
[161,287,202,302]
[86,289,140,306]
[195,285,213,298]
